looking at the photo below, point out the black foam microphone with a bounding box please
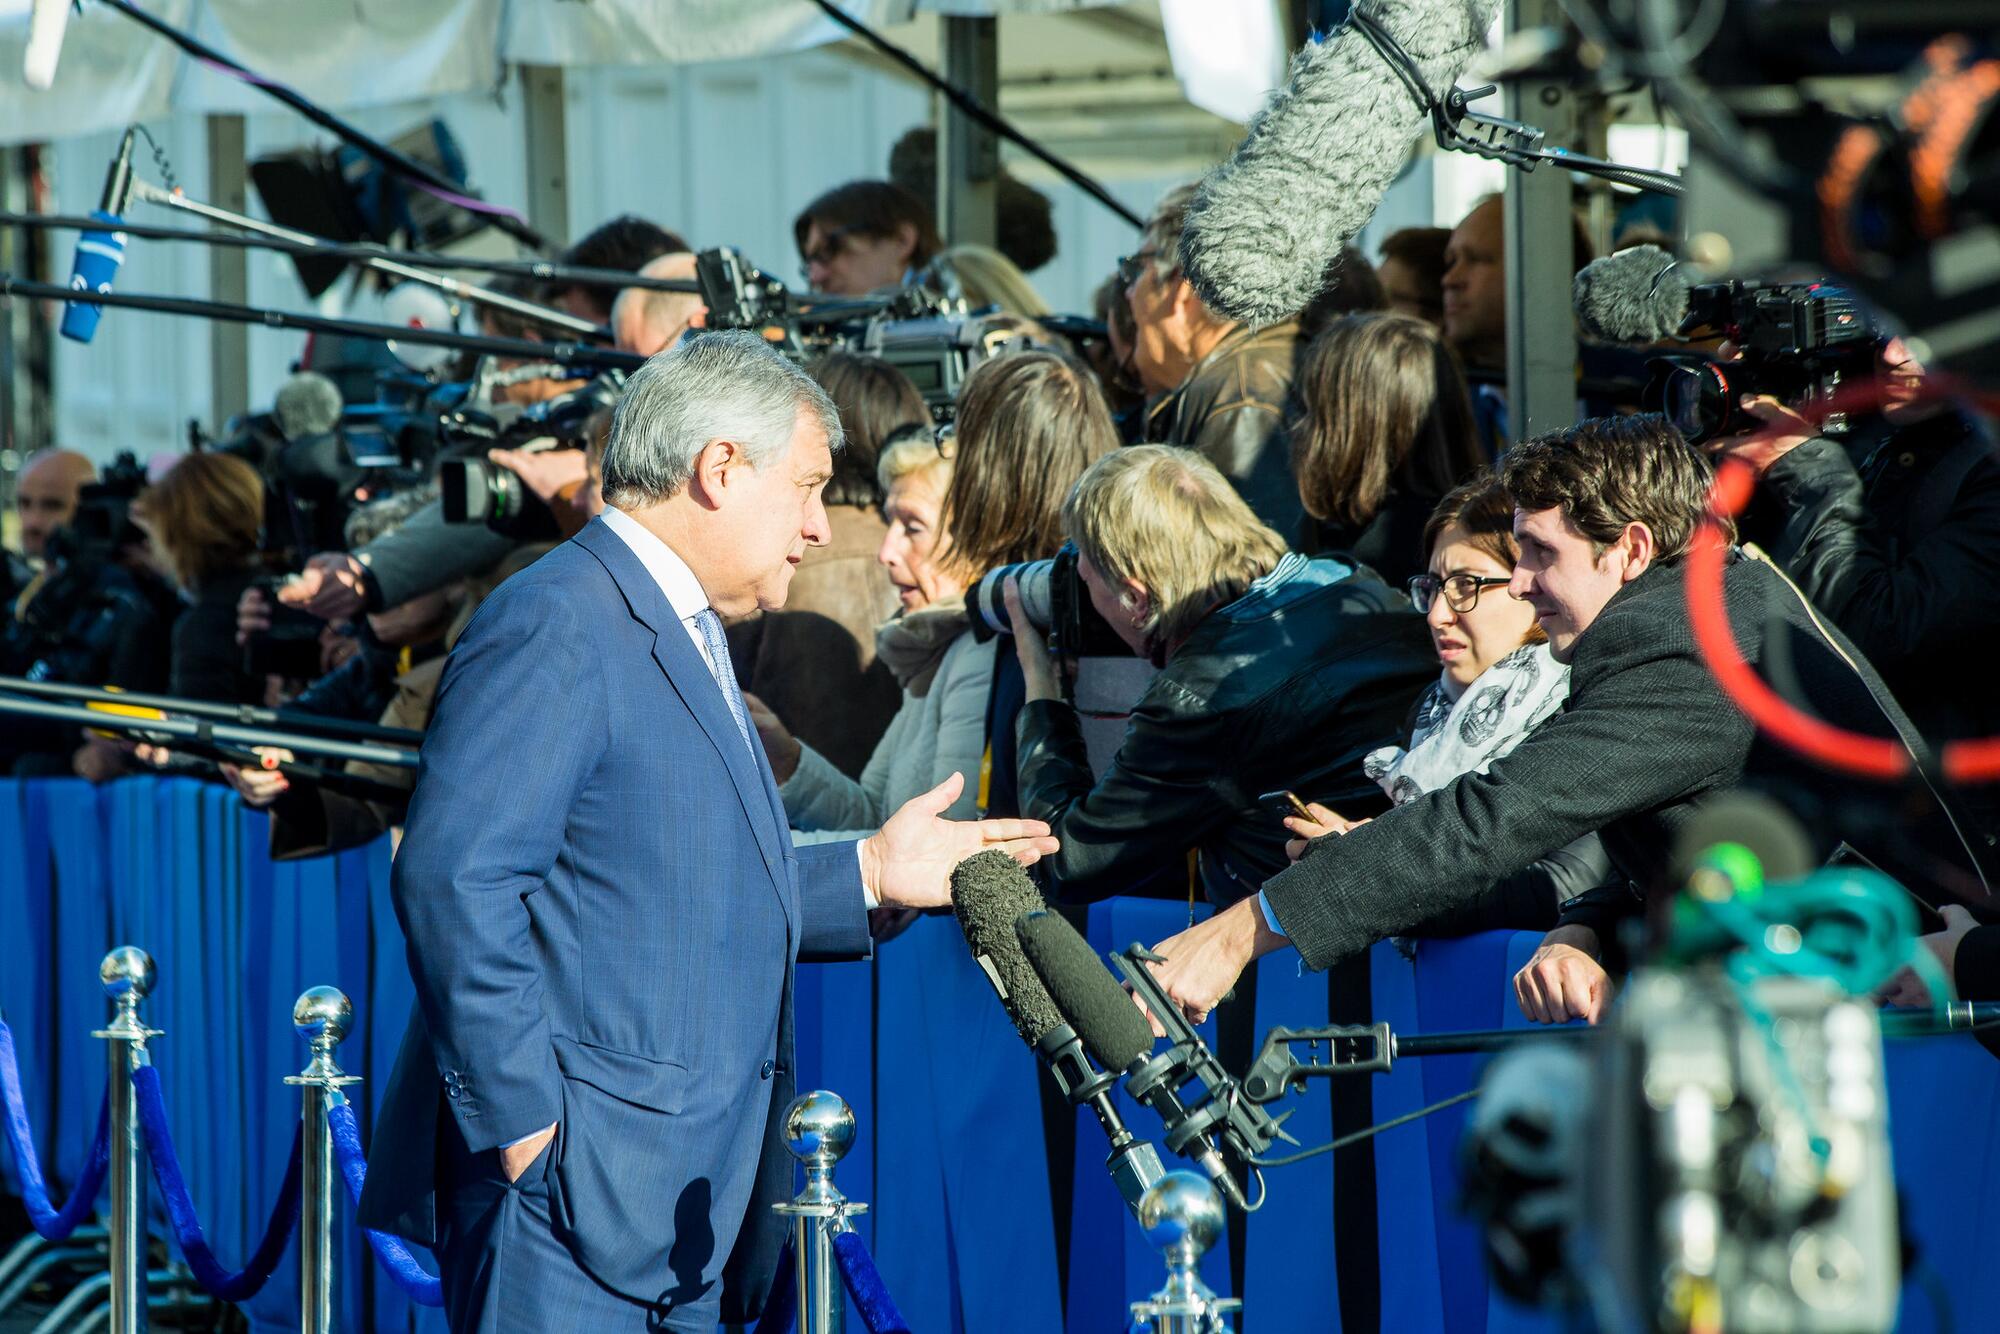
[1178,0,1504,325]
[1015,908,1251,1211]
[948,852,1164,1214]
[1572,244,1692,345]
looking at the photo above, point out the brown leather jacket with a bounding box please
[1148,319,1305,540]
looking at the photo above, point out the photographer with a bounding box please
[1722,335,2000,842]
[1007,445,1436,906]
[793,180,941,297]
[2,451,174,778]
[1137,415,1986,1029]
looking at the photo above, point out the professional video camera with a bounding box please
[694,246,1077,421]
[1644,279,1880,445]
[436,369,624,541]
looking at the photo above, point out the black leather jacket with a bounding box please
[1016,554,1436,906]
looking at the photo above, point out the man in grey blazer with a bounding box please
[357,331,1056,1331]
[1141,414,1986,1028]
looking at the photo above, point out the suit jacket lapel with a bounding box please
[573,521,795,930]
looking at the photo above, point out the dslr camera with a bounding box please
[1645,280,1880,445]
[969,543,1129,674]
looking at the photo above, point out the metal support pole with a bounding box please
[205,114,249,432]
[93,948,159,1334]
[940,17,999,249]
[772,1091,868,1334]
[519,64,570,251]
[285,986,359,1334]
[1502,0,1579,443]
[1130,1172,1239,1334]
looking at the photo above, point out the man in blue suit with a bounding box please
[357,330,1057,1331]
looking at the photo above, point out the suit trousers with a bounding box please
[435,1119,714,1333]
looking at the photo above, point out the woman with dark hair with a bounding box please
[723,352,925,778]
[1293,311,1485,581]
[1283,470,1609,932]
[133,452,267,704]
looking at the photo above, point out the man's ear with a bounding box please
[686,437,743,511]
[1121,575,1151,616]
[891,222,919,266]
[1616,521,1657,582]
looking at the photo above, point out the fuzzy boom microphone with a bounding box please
[1179,0,1503,326]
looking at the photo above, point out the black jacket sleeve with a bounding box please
[1757,435,2000,674]
[170,598,251,703]
[1261,610,1754,971]
[1015,693,1231,903]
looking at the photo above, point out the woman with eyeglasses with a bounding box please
[1285,470,1610,931]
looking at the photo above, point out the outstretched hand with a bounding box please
[860,772,1058,910]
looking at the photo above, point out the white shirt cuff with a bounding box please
[500,1123,555,1150]
[857,841,880,910]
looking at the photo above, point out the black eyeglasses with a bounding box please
[1407,573,1513,615]
[1117,251,1160,289]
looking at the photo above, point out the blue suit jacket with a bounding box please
[355,516,871,1321]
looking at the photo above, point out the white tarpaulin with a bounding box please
[0,0,1123,146]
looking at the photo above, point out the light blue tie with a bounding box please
[693,607,757,759]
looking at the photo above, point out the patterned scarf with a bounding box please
[1363,642,1570,804]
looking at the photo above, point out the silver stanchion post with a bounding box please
[772,1090,867,1334]
[93,947,160,1334]
[1130,1171,1241,1334]
[285,987,358,1334]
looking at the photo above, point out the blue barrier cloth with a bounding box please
[130,1063,301,1301]
[750,1234,797,1334]
[324,1099,445,1307]
[0,1018,108,1240]
[833,1230,912,1334]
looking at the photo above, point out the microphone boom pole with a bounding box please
[0,211,703,294]
[0,273,645,371]
[124,179,608,341]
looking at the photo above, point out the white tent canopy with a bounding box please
[0,0,1122,144]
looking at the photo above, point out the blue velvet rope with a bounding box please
[130,1064,301,1302]
[0,1017,109,1240]
[833,1230,912,1334]
[751,1234,797,1334]
[324,1100,444,1307]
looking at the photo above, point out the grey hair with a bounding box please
[601,329,843,507]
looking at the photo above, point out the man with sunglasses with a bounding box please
[792,180,941,297]
[1123,183,1307,539]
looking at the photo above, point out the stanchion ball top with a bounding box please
[783,1090,855,1165]
[99,946,156,1000]
[1138,1171,1225,1260]
[293,986,354,1049]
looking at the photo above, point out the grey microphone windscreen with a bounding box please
[1572,244,1691,345]
[1016,910,1154,1074]
[950,850,1065,1047]
[274,371,344,441]
[1179,0,1504,326]
[1670,790,1816,891]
